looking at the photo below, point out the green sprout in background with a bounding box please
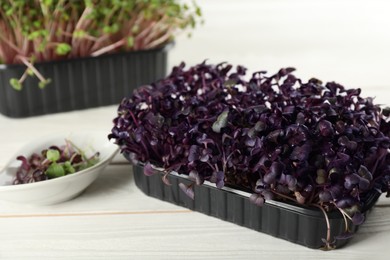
[0,0,202,90]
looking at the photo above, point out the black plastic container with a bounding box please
[0,44,171,118]
[132,165,380,249]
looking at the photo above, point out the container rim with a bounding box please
[0,41,174,69]
[132,162,381,219]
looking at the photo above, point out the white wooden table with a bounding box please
[1,1,390,259]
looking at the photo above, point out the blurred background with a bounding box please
[170,0,390,104]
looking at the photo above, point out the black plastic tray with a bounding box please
[132,165,380,249]
[0,44,171,118]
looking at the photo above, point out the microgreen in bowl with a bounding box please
[13,139,100,185]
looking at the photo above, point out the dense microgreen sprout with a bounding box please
[13,139,100,184]
[0,0,202,90]
[110,62,390,249]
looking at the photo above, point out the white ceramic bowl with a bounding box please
[0,132,118,205]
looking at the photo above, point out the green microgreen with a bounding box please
[0,0,202,90]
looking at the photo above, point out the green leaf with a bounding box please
[85,0,93,8]
[38,78,52,89]
[64,161,76,174]
[73,30,86,38]
[27,68,34,76]
[131,25,139,34]
[224,79,236,88]
[46,163,65,178]
[103,26,111,34]
[103,23,120,34]
[38,40,47,52]
[212,110,229,133]
[111,23,119,34]
[5,7,14,16]
[344,205,359,215]
[127,36,134,47]
[43,0,53,6]
[46,149,60,162]
[143,9,152,19]
[316,169,327,185]
[10,78,22,91]
[28,30,48,40]
[28,31,41,40]
[55,43,71,55]
[87,157,99,167]
[196,6,202,17]
[33,20,41,28]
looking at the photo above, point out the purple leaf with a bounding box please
[188,145,201,162]
[179,183,195,200]
[352,212,365,225]
[265,129,284,143]
[249,194,265,206]
[285,175,297,191]
[319,190,332,202]
[215,171,225,189]
[110,61,390,226]
[162,173,171,186]
[318,120,334,137]
[294,191,306,204]
[335,232,354,240]
[189,170,203,185]
[335,197,356,208]
[358,165,373,181]
[261,190,274,200]
[144,162,157,176]
[344,174,360,190]
[270,161,285,175]
[290,143,311,161]
[329,185,343,200]
[16,156,30,171]
[245,137,256,147]
[358,178,370,191]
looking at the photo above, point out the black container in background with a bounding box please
[132,165,380,249]
[0,44,171,118]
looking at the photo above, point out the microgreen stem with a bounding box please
[129,111,139,127]
[311,203,333,250]
[91,38,125,57]
[16,55,47,82]
[271,190,297,203]
[336,207,350,232]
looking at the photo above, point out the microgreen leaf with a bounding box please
[127,36,134,47]
[249,194,265,206]
[144,162,157,176]
[212,110,229,133]
[55,43,71,55]
[73,30,86,38]
[352,212,365,225]
[64,161,76,174]
[13,140,99,184]
[179,183,194,200]
[27,68,34,76]
[335,232,354,240]
[45,163,65,178]
[38,79,52,89]
[10,78,22,91]
[46,149,60,162]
